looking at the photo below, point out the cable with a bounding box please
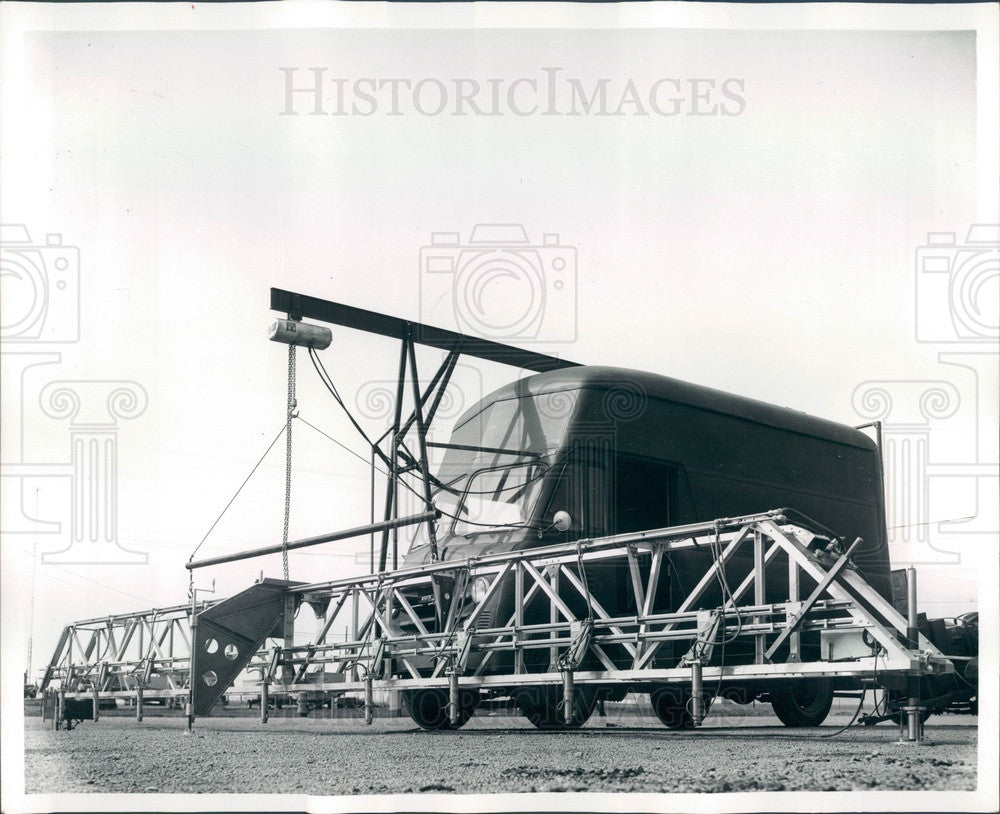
[187,421,289,562]
[296,413,430,505]
[302,412,566,535]
[873,646,888,717]
[818,687,868,738]
[697,524,743,649]
[307,346,348,411]
[827,643,887,735]
[294,415,379,469]
[298,407,456,506]
[431,457,572,534]
[307,346,377,450]
[346,577,385,678]
[32,561,156,605]
[433,506,536,532]
[306,349,575,540]
[309,344,558,506]
[887,515,977,531]
[693,525,751,703]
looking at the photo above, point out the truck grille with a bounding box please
[394,589,496,634]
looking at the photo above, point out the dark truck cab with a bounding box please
[405,366,889,584]
[396,366,903,727]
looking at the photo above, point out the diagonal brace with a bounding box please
[764,536,863,661]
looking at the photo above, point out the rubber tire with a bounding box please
[403,688,478,730]
[516,685,597,730]
[650,686,713,729]
[770,678,834,727]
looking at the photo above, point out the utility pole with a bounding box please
[26,487,39,685]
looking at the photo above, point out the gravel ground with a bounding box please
[24,703,977,795]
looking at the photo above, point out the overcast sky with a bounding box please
[1,5,997,696]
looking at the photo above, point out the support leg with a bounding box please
[900,567,924,743]
[690,660,705,727]
[900,675,925,743]
[906,566,919,650]
[448,670,459,727]
[364,676,374,726]
[562,670,575,726]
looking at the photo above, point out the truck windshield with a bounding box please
[409,388,580,544]
[442,459,548,536]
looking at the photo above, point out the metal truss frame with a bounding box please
[37,291,955,742]
[268,287,578,575]
[41,512,953,738]
[39,601,213,702]
[249,512,951,699]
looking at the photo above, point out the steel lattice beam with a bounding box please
[44,512,956,726]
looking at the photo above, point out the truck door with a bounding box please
[611,455,684,536]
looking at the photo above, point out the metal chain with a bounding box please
[282,344,297,581]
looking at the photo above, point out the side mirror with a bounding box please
[552,510,573,532]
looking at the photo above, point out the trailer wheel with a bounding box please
[516,686,597,730]
[650,686,713,729]
[770,678,834,727]
[402,689,478,730]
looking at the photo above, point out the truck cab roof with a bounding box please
[455,365,876,452]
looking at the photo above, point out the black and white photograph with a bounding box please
[1,2,997,813]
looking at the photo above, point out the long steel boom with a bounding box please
[271,288,580,373]
[186,511,438,570]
